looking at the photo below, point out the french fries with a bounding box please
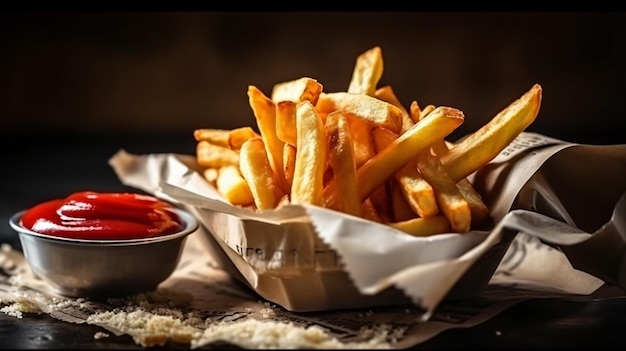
[347,46,383,96]
[416,149,471,233]
[290,101,327,206]
[238,138,283,210]
[441,84,542,182]
[193,46,543,237]
[350,106,464,203]
[228,126,260,150]
[374,85,413,134]
[325,111,361,217]
[216,165,254,206]
[271,77,323,106]
[316,92,404,134]
[371,126,438,219]
[196,140,239,168]
[248,85,289,194]
[275,101,297,146]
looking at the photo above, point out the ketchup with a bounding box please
[20,191,185,240]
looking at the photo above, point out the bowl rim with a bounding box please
[9,207,199,247]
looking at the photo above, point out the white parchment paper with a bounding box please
[108,132,626,317]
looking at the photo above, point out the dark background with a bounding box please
[3,12,626,349]
[2,11,626,144]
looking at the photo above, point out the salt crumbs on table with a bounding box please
[94,331,110,339]
[0,299,42,319]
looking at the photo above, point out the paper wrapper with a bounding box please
[109,132,626,317]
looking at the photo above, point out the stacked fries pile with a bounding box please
[194,46,542,237]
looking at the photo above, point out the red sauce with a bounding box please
[20,191,185,240]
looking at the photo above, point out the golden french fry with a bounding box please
[325,111,361,217]
[356,106,464,202]
[196,140,239,168]
[430,137,450,157]
[369,183,392,223]
[324,106,463,209]
[371,126,438,218]
[412,103,449,156]
[347,115,376,168]
[390,215,451,237]
[416,149,471,233]
[347,46,383,96]
[442,84,542,181]
[271,77,323,105]
[395,162,439,218]
[216,165,254,206]
[370,125,396,153]
[228,126,260,150]
[457,178,490,228]
[291,100,326,206]
[360,198,383,223]
[322,165,334,189]
[316,92,404,134]
[273,78,324,147]
[409,100,421,124]
[247,85,288,194]
[193,128,231,146]
[202,167,219,186]
[390,180,418,222]
[282,143,296,191]
[239,138,282,210]
[375,85,414,134]
[410,101,436,124]
[429,135,490,228]
[276,101,297,146]
[414,106,490,228]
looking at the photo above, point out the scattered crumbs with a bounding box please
[84,290,207,348]
[87,307,204,348]
[48,297,91,311]
[0,258,405,349]
[0,299,42,319]
[495,330,502,336]
[107,288,193,309]
[262,301,277,309]
[358,323,406,345]
[192,318,394,349]
[388,326,407,343]
[258,307,275,319]
[8,274,27,288]
[94,331,110,339]
[1,284,405,349]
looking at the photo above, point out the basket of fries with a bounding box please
[111,46,546,314]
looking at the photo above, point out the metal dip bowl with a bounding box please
[9,207,199,298]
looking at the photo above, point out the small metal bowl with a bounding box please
[9,207,199,299]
